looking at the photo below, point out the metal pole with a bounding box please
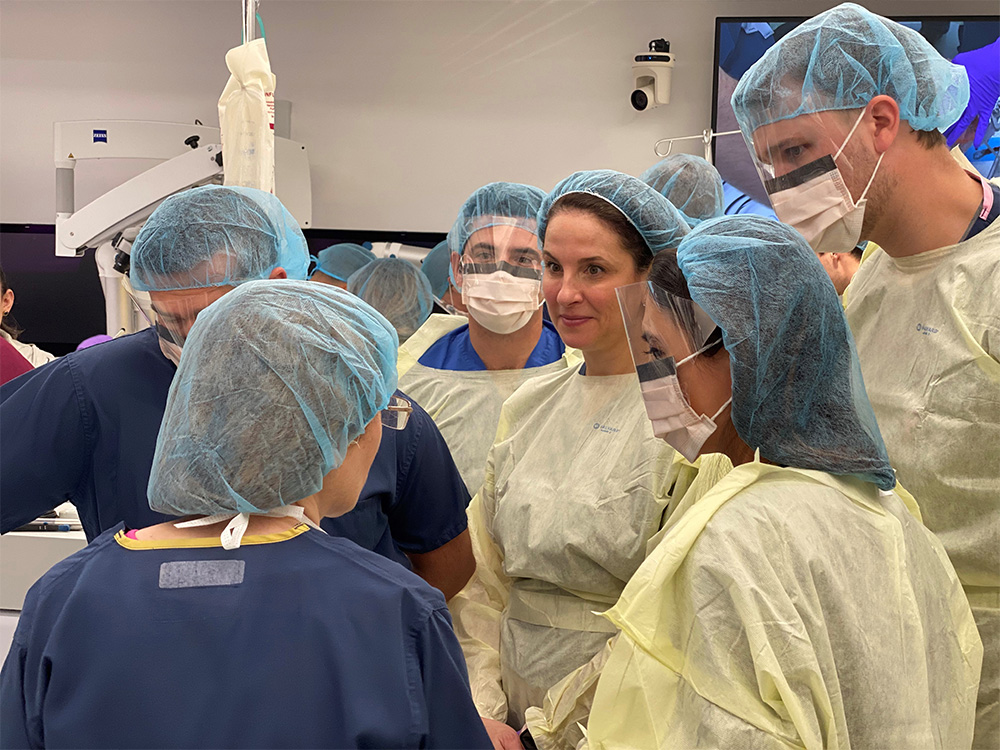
[243,0,259,44]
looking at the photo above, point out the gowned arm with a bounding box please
[448,491,511,722]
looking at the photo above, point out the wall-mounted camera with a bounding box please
[631,39,674,111]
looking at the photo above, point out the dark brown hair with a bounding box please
[647,250,725,357]
[546,193,653,272]
[914,128,946,150]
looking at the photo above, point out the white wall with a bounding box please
[1,0,995,231]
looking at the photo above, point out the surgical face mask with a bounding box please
[461,271,541,335]
[637,342,732,462]
[765,110,884,254]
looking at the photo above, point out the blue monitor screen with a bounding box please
[713,16,1000,212]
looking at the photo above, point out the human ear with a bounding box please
[868,95,900,155]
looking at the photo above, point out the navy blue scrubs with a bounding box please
[0,525,491,749]
[0,329,470,565]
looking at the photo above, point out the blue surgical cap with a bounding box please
[348,258,434,343]
[676,215,895,490]
[640,154,725,227]
[311,243,376,283]
[448,182,547,258]
[538,170,689,255]
[421,240,452,298]
[448,182,547,291]
[732,3,970,136]
[147,280,398,516]
[131,185,309,292]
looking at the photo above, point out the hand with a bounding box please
[481,717,523,750]
[945,39,1000,148]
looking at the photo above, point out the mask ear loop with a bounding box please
[709,396,733,422]
[673,340,733,422]
[834,109,868,161]
[857,151,885,204]
[675,338,724,368]
[834,109,885,205]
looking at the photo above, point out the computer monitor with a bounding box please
[0,225,107,356]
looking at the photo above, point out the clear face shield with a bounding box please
[457,218,544,335]
[743,104,884,254]
[122,276,228,367]
[617,281,730,461]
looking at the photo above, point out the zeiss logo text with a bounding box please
[93,129,108,143]
[592,422,621,435]
[916,323,939,336]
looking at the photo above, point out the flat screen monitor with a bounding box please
[0,225,107,356]
[713,16,1000,211]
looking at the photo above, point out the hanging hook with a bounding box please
[653,138,674,158]
[653,129,743,161]
[653,132,706,158]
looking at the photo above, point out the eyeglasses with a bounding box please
[381,395,413,431]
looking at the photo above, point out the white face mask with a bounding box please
[766,110,884,254]
[462,271,541,335]
[637,342,732,462]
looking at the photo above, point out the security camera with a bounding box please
[631,39,674,111]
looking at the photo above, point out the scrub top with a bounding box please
[418,319,565,371]
[0,329,470,567]
[0,525,492,750]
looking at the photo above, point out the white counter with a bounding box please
[0,531,88,610]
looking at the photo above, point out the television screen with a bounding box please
[0,225,107,355]
[713,16,1000,214]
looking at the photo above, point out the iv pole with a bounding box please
[653,128,742,163]
[243,0,260,43]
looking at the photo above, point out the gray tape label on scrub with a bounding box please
[159,560,246,589]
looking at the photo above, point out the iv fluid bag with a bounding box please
[218,38,276,192]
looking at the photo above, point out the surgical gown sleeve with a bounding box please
[449,434,511,722]
[523,634,617,750]
[588,466,982,749]
[0,359,92,533]
[418,606,495,748]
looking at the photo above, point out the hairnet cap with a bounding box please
[732,2,970,136]
[131,185,309,292]
[348,258,434,343]
[148,280,399,516]
[447,182,547,258]
[538,170,689,255]
[312,243,377,283]
[676,215,894,490]
[421,240,452,297]
[640,154,724,228]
